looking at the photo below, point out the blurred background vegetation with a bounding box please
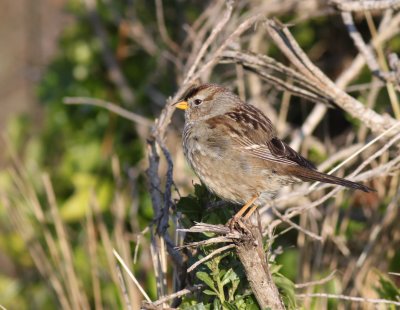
[0,0,399,309]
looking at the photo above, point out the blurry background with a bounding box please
[0,0,399,309]
[0,0,71,163]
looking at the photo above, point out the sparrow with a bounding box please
[175,83,373,221]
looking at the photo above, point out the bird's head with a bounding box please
[174,84,240,122]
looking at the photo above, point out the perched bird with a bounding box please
[175,83,373,222]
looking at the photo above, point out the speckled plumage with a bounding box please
[178,83,372,208]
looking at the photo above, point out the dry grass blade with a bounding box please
[86,205,103,310]
[90,194,134,309]
[1,194,72,310]
[113,248,152,303]
[42,174,90,310]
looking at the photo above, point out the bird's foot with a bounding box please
[226,216,251,235]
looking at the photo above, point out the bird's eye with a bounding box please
[193,99,203,106]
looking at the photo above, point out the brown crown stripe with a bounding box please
[182,83,227,101]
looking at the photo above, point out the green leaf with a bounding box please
[273,272,297,309]
[221,268,238,286]
[213,298,221,310]
[222,301,237,310]
[375,273,400,301]
[203,289,218,296]
[269,263,282,274]
[196,271,217,292]
[228,279,240,301]
[183,302,209,310]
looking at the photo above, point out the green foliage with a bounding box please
[375,273,400,304]
[177,184,236,228]
[270,264,297,309]
[178,186,296,309]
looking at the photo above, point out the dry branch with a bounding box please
[184,222,285,310]
[330,0,400,12]
[263,18,398,135]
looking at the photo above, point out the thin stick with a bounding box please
[341,12,382,79]
[297,293,400,306]
[365,12,400,119]
[187,244,235,272]
[177,236,233,249]
[151,285,203,306]
[264,18,397,134]
[271,207,323,241]
[64,97,152,126]
[332,0,400,12]
[183,0,234,84]
[113,248,152,303]
[308,121,400,190]
[155,0,179,53]
[295,270,336,289]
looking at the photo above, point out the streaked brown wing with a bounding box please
[206,103,316,169]
[267,137,316,170]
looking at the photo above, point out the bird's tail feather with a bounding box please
[286,166,374,193]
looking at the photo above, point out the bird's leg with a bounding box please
[227,195,258,229]
[243,203,259,220]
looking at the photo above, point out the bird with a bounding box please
[174,83,373,223]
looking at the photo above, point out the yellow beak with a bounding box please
[175,101,189,110]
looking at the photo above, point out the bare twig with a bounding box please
[295,270,336,289]
[271,207,323,241]
[176,236,234,249]
[264,18,397,134]
[331,0,400,11]
[341,12,383,80]
[63,97,153,127]
[297,293,400,306]
[183,0,234,84]
[149,285,203,307]
[309,121,400,191]
[155,0,179,53]
[187,244,235,273]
